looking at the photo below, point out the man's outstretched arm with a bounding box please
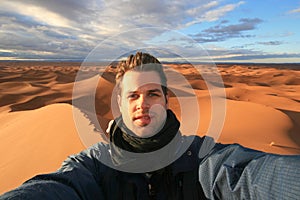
[199,143,300,199]
[0,143,107,200]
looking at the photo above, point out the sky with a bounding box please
[0,0,300,63]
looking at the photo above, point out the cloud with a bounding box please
[186,1,245,26]
[94,0,245,31]
[211,50,300,62]
[288,7,300,14]
[191,18,263,42]
[0,0,246,60]
[258,41,284,46]
[2,0,242,35]
[0,1,74,29]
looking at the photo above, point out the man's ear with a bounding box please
[165,93,169,108]
[117,94,121,108]
[106,120,114,134]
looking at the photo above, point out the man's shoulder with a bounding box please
[181,135,209,153]
[171,135,203,174]
[63,142,111,167]
[82,141,111,160]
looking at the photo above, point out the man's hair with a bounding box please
[115,52,168,96]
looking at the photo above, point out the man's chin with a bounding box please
[133,126,157,138]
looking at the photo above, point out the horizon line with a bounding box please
[1,59,300,65]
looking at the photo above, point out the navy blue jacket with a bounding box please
[1,136,300,199]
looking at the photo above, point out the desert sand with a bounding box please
[0,61,299,194]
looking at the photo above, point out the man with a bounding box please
[1,52,300,199]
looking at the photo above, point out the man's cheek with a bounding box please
[149,104,167,129]
[149,104,167,114]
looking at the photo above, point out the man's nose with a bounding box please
[137,95,150,109]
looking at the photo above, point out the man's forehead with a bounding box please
[121,71,162,90]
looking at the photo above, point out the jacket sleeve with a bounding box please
[0,143,108,200]
[199,143,300,200]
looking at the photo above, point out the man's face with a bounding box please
[118,71,168,138]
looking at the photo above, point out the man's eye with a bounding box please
[149,93,160,97]
[128,94,139,99]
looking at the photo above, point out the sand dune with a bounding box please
[0,62,300,194]
[0,104,85,193]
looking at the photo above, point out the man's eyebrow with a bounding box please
[126,89,162,94]
[148,89,162,93]
[126,91,138,95]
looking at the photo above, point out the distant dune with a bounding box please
[0,62,299,194]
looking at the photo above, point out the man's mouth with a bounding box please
[133,115,151,126]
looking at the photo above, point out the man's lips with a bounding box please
[133,114,151,126]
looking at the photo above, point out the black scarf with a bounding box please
[110,109,180,153]
[108,109,182,172]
